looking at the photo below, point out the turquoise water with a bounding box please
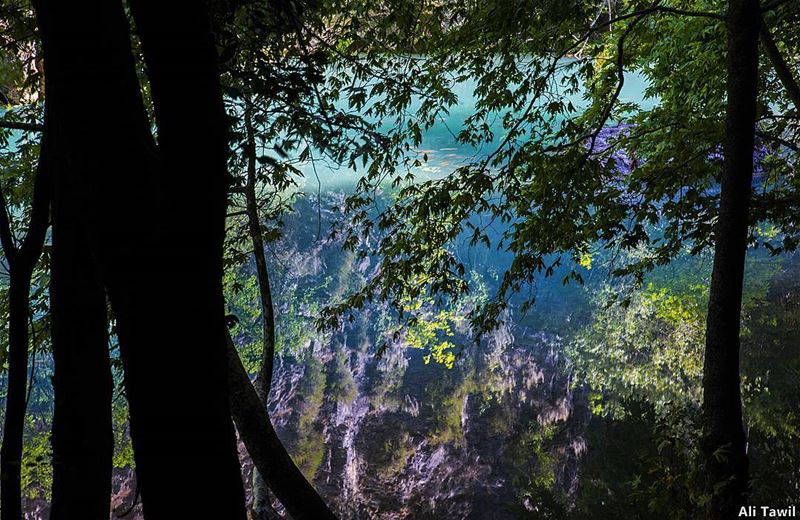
[295,68,655,192]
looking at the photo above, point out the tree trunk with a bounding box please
[226,334,337,520]
[49,183,114,519]
[0,114,50,520]
[702,0,760,517]
[34,0,247,516]
[244,101,277,406]
[243,99,281,520]
[0,272,33,520]
[31,0,144,516]
[107,1,247,517]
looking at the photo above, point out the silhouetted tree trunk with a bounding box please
[31,0,150,516]
[27,0,332,516]
[0,132,50,520]
[243,99,282,520]
[104,1,247,517]
[702,0,760,516]
[226,334,338,520]
[49,194,114,519]
[0,275,29,520]
[48,229,113,519]
[47,110,115,517]
[244,102,277,409]
[34,0,247,517]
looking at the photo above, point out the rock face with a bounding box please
[225,196,588,517]
[16,321,593,520]
[264,323,589,519]
[19,197,588,519]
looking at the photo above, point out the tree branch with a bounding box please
[756,130,800,152]
[583,2,723,37]
[0,121,44,133]
[17,139,51,268]
[652,5,724,19]
[759,20,800,113]
[0,187,18,264]
[761,0,795,12]
[226,333,338,520]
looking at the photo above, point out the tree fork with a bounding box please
[0,138,50,520]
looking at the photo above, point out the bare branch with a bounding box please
[583,2,723,38]
[652,5,724,19]
[0,120,44,133]
[760,20,800,113]
[756,130,800,152]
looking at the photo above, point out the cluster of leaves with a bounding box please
[216,0,396,272]
[315,0,800,345]
[224,262,327,368]
[570,278,706,418]
[567,250,800,514]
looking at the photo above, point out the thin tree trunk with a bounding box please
[0,273,33,520]
[244,101,277,405]
[0,135,49,520]
[226,333,338,520]
[702,0,760,517]
[243,99,281,520]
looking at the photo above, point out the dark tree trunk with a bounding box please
[702,0,760,517]
[32,0,146,517]
[243,100,281,520]
[0,273,33,520]
[244,102,277,405]
[34,0,246,517]
[226,334,338,520]
[49,185,114,518]
[0,120,50,520]
[106,1,247,517]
